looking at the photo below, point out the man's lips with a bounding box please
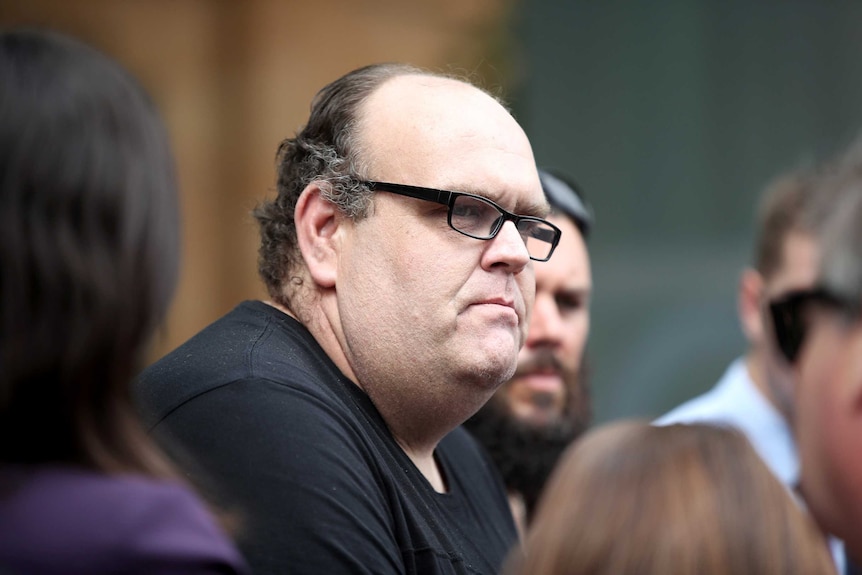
[475,297,516,310]
[515,371,564,393]
[465,296,521,323]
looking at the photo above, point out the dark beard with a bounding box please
[463,359,591,524]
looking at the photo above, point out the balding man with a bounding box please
[136,64,557,574]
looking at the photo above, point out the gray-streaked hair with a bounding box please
[817,144,862,308]
[254,63,442,310]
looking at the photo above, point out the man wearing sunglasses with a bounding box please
[135,63,551,574]
[657,164,849,571]
[783,158,862,567]
[464,169,593,536]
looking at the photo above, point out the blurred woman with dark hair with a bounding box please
[0,28,247,574]
[506,421,835,575]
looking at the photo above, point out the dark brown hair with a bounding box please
[0,29,179,477]
[506,421,835,575]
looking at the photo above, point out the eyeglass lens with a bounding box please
[770,291,846,364]
[771,298,805,364]
[450,195,556,260]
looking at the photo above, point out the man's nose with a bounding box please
[482,220,530,272]
[527,294,564,347]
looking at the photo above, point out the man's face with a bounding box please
[760,232,820,419]
[335,75,546,424]
[796,305,862,557]
[495,214,592,428]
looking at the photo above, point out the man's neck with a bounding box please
[746,352,769,399]
[745,350,792,421]
[266,299,451,492]
[395,436,447,493]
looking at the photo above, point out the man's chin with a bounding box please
[500,400,563,429]
[505,384,566,425]
[510,405,565,430]
[511,372,565,396]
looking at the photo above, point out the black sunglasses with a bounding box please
[362,181,562,262]
[768,287,857,364]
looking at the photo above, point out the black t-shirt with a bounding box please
[135,301,518,575]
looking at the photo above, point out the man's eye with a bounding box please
[556,295,584,312]
[452,204,482,219]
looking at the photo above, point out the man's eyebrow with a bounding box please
[521,199,552,218]
[508,193,551,218]
[444,183,551,217]
[556,284,592,296]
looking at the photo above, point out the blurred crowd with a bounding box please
[2,26,862,575]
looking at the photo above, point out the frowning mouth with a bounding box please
[475,297,516,310]
[462,301,521,330]
[469,300,520,321]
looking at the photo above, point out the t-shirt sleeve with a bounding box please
[151,377,405,575]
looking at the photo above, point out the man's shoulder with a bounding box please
[135,300,334,429]
[656,388,732,425]
[655,359,749,426]
[141,301,266,375]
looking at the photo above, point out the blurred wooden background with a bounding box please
[0,0,516,361]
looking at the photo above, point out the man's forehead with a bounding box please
[370,72,477,100]
[357,73,543,210]
[361,78,517,152]
[767,231,820,295]
[359,73,478,127]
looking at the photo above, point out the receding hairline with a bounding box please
[350,71,539,205]
[353,71,501,132]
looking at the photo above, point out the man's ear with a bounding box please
[739,268,765,344]
[294,183,342,289]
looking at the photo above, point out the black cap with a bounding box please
[538,169,593,239]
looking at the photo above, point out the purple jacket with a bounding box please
[0,466,249,574]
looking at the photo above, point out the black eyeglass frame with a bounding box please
[768,286,858,364]
[362,180,562,262]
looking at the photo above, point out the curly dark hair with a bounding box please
[254,62,430,310]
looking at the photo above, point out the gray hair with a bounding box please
[253,63,428,310]
[818,172,862,308]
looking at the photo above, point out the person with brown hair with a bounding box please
[506,421,836,575]
[0,28,247,574]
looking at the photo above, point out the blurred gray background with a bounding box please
[6,1,862,423]
[511,1,862,422]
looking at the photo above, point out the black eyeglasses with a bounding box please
[362,181,562,262]
[768,287,857,364]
